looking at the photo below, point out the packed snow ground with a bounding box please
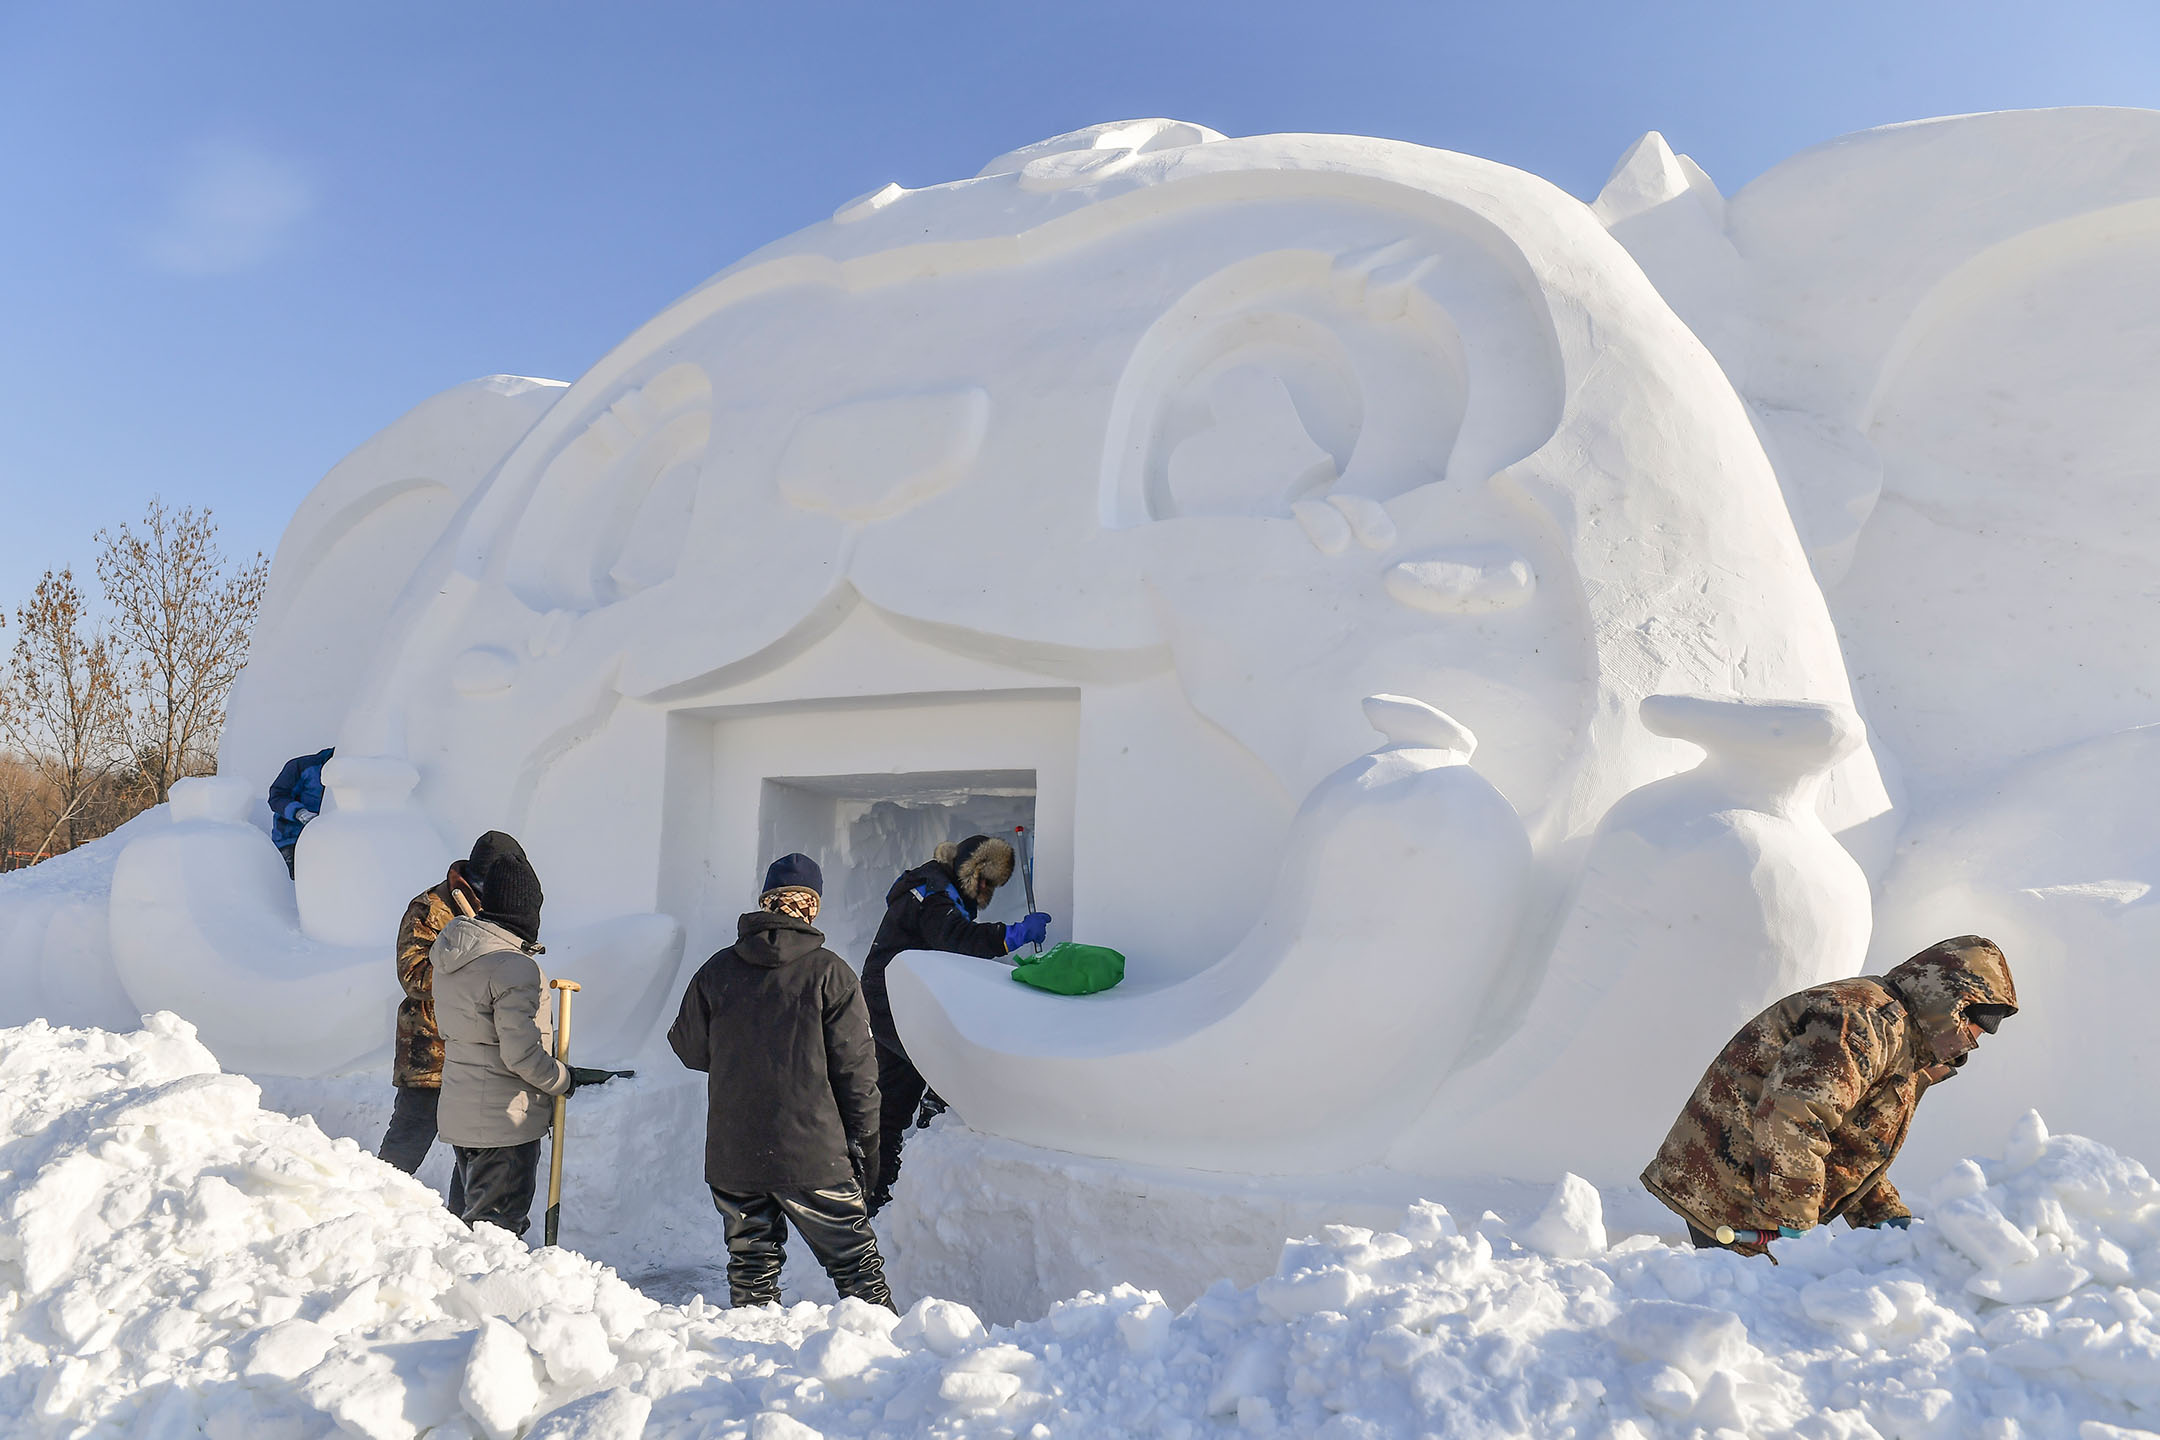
[7,1018,2160,1438]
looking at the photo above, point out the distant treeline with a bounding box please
[0,500,265,869]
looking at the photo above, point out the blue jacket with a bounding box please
[268,748,333,849]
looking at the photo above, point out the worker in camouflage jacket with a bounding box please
[1642,936,2018,1256]
[375,831,528,1211]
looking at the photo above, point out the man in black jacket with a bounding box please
[860,833,1051,1214]
[667,853,894,1310]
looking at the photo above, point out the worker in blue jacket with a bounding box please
[268,747,334,875]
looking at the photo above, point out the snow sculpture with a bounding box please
[293,757,451,949]
[1404,695,1872,1181]
[886,694,1531,1172]
[4,107,2153,1201]
[1595,108,2160,1169]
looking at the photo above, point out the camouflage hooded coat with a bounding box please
[391,867,477,1087]
[1641,937,2017,1247]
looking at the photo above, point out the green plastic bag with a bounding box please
[1010,941,1125,996]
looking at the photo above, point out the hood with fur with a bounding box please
[937,835,1015,903]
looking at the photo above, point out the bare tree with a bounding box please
[0,753,39,870]
[0,570,127,853]
[96,498,269,805]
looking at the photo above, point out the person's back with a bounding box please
[433,916,562,1146]
[267,747,333,874]
[668,854,891,1309]
[432,850,570,1238]
[377,832,528,1205]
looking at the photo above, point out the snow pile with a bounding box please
[7,1017,2160,1438]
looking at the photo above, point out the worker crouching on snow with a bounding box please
[1642,935,2018,1257]
[432,846,577,1238]
[860,833,1051,1215]
[667,853,895,1310]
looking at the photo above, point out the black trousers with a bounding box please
[871,1043,928,1215]
[710,1181,895,1311]
[378,1086,466,1215]
[453,1140,542,1239]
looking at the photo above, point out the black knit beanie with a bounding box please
[468,829,528,876]
[480,851,544,944]
[761,851,823,897]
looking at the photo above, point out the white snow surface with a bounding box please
[10,1015,2160,1440]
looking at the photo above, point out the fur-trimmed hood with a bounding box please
[937,835,1015,902]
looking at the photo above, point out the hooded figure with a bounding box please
[376,832,528,1204]
[667,853,893,1310]
[1642,936,2018,1254]
[431,845,571,1238]
[267,746,333,874]
[857,834,1049,1213]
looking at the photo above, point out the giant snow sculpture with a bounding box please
[2,111,2156,1198]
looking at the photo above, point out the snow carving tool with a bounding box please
[1714,1225,1786,1247]
[544,978,580,1248]
[1015,824,1041,954]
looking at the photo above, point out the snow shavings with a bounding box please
[5,1016,2160,1437]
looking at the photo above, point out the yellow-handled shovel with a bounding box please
[544,977,580,1248]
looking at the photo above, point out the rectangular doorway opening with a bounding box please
[659,689,1076,977]
[760,769,1036,971]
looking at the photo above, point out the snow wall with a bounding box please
[4,110,2157,1299]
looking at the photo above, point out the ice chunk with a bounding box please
[526,1389,653,1440]
[459,1318,542,1440]
[2004,1110,2051,1173]
[1800,1272,1899,1337]
[243,1318,335,1381]
[518,1308,614,1388]
[1932,1192,2041,1270]
[1608,1300,1757,1385]
[748,1414,824,1440]
[1967,1254,2092,1305]
[1520,1173,1608,1259]
[893,1297,986,1356]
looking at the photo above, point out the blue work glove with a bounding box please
[1777,1225,1808,1238]
[1004,912,1051,951]
[1877,1216,1913,1230]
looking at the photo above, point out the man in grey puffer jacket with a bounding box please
[432,847,573,1238]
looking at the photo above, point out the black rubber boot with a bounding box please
[871,1044,926,1216]
[712,1182,897,1311]
[710,1189,788,1307]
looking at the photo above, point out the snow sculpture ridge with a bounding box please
[975,118,1226,179]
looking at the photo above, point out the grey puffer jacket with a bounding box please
[432,916,570,1147]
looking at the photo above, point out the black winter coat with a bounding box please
[667,911,880,1191]
[860,861,1012,1056]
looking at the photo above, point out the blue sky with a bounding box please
[3,1,2156,613]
